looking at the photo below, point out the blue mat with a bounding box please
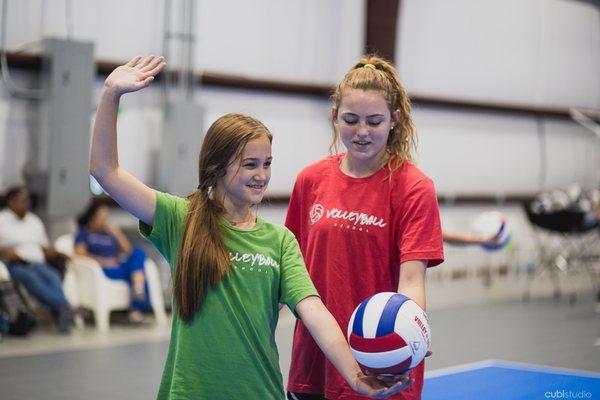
[424,360,600,400]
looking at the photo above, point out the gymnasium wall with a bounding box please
[398,0,600,196]
[0,0,599,198]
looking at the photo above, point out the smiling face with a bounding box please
[334,89,398,172]
[217,134,272,210]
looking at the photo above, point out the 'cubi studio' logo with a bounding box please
[310,204,324,224]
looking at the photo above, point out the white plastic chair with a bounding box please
[1,258,84,328]
[0,260,10,281]
[55,234,168,331]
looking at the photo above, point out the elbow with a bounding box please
[89,162,115,184]
[89,164,99,180]
[89,159,102,180]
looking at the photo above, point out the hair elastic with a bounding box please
[363,63,376,70]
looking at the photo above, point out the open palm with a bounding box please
[104,55,166,96]
[354,371,412,398]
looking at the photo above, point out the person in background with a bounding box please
[0,186,75,333]
[75,201,150,323]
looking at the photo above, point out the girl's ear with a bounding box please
[392,109,402,127]
[331,106,339,125]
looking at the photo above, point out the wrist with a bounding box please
[346,367,364,391]
[102,84,122,101]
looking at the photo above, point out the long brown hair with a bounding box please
[330,55,417,171]
[174,113,272,322]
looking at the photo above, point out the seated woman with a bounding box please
[0,186,75,333]
[75,202,150,323]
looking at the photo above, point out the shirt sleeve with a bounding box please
[139,191,187,268]
[279,229,319,318]
[396,178,444,267]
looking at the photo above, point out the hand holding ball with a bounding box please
[347,292,431,375]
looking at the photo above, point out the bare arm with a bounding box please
[105,224,132,254]
[296,296,411,398]
[443,231,496,246]
[74,243,90,257]
[0,247,25,263]
[397,260,427,310]
[74,243,118,267]
[90,55,166,226]
[397,260,435,360]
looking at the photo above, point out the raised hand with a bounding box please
[104,55,166,97]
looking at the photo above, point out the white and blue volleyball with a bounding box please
[471,211,511,251]
[347,292,431,375]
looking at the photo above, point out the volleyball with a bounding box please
[347,292,431,375]
[471,211,511,251]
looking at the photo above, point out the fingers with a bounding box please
[138,55,157,69]
[380,378,412,397]
[376,375,401,386]
[376,371,410,384]
[141,56,165,72]
[143,59,166,78]
[126,56,142,67]
[133,76,154,90]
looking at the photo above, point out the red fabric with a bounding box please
[286,155,444,400]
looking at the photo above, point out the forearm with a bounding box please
[443,231,474,245]
[42,246,56,259]
[296,297,361,388]
[0,247,14,259]
[113,230,132,254]
[397,283,425,311]
[90,89,121,180]
[397,260,427,310]
[75,247,116,267]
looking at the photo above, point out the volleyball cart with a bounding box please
[523,202,600,304]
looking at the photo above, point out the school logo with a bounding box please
[410,341,420,354]
[230,252,279,268]
[308,203,387,229]
[309,203,325,224]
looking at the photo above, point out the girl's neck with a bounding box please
[340,152,387,178]
[222,199,256,229]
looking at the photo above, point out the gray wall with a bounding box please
[1,0,599,197]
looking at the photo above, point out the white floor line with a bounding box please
[489,359,600,378]
[425,359,498,378]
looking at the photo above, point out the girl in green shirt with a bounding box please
[89,55,410,399]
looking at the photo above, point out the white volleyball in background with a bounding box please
[471,211,511,251]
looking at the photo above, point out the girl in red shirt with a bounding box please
[286,56,445,400]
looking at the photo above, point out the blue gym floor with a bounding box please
[424,360,600,400]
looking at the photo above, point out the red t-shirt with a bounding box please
[286,155,444,400]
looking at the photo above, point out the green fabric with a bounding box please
[140,191,318,400]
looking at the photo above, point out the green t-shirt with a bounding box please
[140,191,318,400]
